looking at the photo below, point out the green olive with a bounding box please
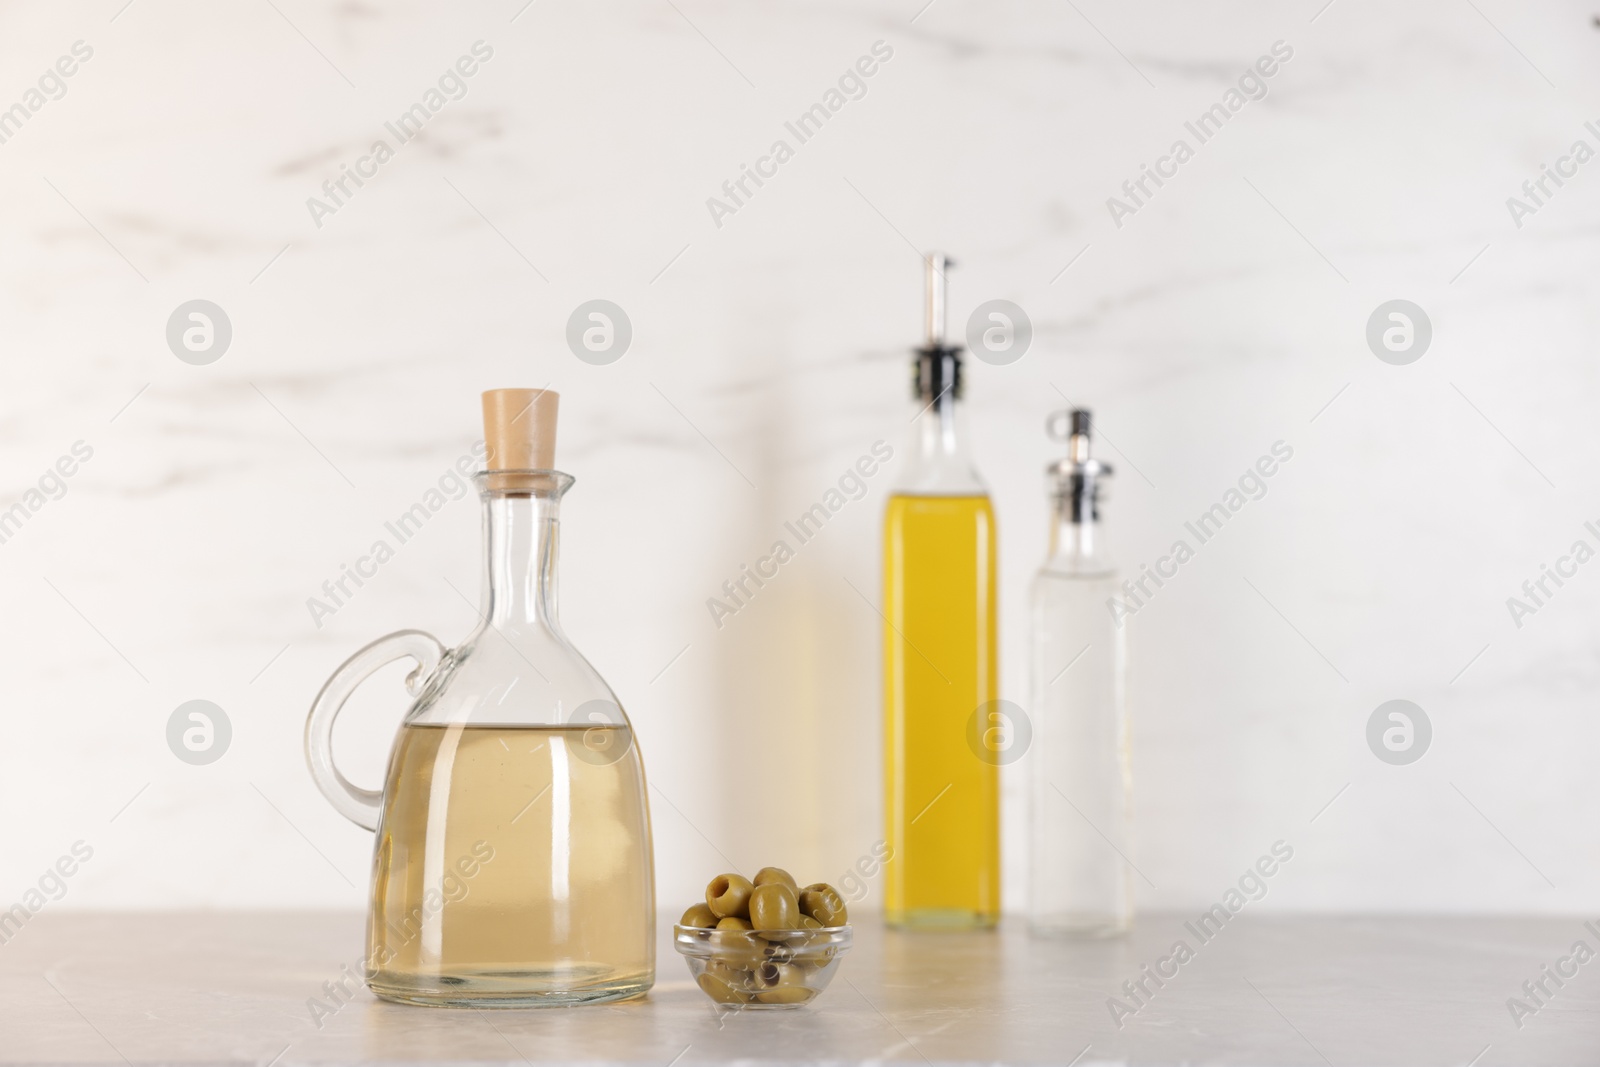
[753,960,803,989]
[714,927,770,967]
[753,960,814,1004]
[755,984,815,1005]
[761,939,798,964]
[706,873,754,918]
[706,959,754,985]
[749,883,801,939]
[779,914,825,953]
[715,915,752,931]
[680,903,718,929]
[698,966,752,1004]
[798,943,837,971]
[798,883,848,926]
[752,866,799,892]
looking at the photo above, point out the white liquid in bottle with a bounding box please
[1028,409,1132,937]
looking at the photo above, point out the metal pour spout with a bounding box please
[924,251,952,348]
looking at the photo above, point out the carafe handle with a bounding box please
[304,629,445,831]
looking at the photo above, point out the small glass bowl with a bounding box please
[674,924,853,1009]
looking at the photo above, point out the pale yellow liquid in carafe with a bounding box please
[883,493,1000,928]
[367,723,654,1006]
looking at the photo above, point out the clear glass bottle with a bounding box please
[1028,409,1131,937]
[305,389,655,1006]
[883,253,1000,929]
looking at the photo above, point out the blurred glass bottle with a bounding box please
[1028,409,1131,937]
[882,253,1000,929]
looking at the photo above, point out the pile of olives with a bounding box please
[679,866,850,1005]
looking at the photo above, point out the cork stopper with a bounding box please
[482,388,559,490]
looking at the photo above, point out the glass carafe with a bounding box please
[305,459,655,1007]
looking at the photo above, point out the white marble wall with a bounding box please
[2,0,1598,918]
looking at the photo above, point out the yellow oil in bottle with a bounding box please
[883,492,1000,928]
[367,723,654,1006]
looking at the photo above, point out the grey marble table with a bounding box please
[0,912,1594,1064]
